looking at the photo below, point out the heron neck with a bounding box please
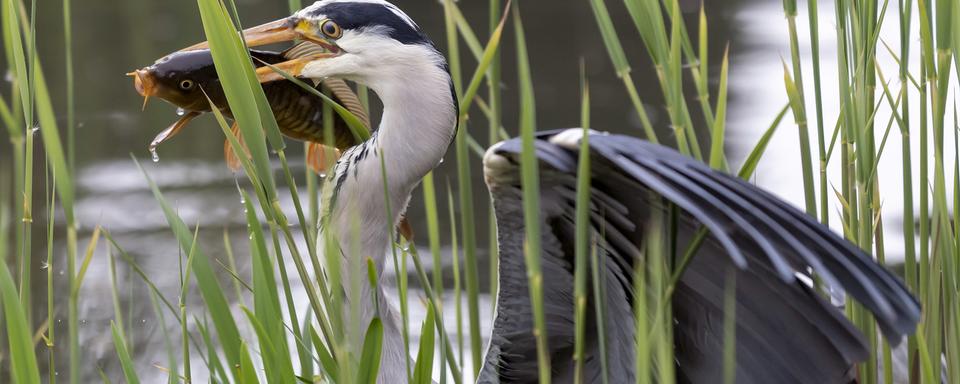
[372,69,457,186]
[326,61,456,381]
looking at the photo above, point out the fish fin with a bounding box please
[150,112,200,155]
[306,142,340,174]
[398,217,414,242]
[322,79,371,130]
[224,122,248,172]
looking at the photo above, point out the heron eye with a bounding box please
[179,79,195,90]
[320,20,342,39]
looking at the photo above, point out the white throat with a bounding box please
[317,44,456,382]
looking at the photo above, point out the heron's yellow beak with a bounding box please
[182,18,299,51]
[181,17,341,83]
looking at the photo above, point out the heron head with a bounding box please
[187,0,446,91]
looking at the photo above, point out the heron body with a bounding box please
[183,1,921,382]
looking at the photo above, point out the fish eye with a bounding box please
[320,20,342,39]
[179,79,195,90]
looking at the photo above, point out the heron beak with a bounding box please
[180,17,342,83]
[181,18,299,51]
[253,53,334,82]
[127,69,157,111]
[249,17,344,83]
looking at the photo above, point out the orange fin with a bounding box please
[149,112,200,154]
[224,122,249,172]
[306,142,340,174]
[398,217,414,242]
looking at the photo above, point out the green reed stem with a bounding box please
[512,2,550,382]
[783,0,818,218]
[807,0,829,225]
[442,182,464,383]
[590,0,659,143]
[443,0,483,375]
[573,65,590,384]
[408,242,464,384]
[423,172,444,298]
[63,0,73,175]
[43,167,54,384]
[487,0,503,316]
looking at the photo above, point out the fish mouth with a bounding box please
[126,69,157,110]
[181,17,342,83]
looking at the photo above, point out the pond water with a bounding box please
[2,0,947,382]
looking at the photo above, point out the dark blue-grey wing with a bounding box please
[478,129,919,384]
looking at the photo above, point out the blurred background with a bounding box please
[1,0,951,382]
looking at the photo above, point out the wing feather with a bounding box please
[479,130,920,384]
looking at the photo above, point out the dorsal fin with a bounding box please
[321,78,371,131]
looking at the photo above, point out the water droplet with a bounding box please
[150,148,160,163]
[176,107,186,116]
[59,270,64,276]
[40,261,49,270]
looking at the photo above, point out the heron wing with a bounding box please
[478,129,919,384]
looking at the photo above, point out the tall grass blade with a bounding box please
[487,0,505,313]
[357,318,384,384]
[0,235,40,384]
[512,2,549,382]
[241,307,295,384]
[408,243,464,384]
[196,0,278,196]
[242,190,296,383]
[573,65,591,384]
[412,304,437,384]
[63,0,74,174]
[309,326,339,381]
[589,241,610,384]
[806,0,829,224]
[722,268,736,384]
[134,156,250,380]
[238,341,260,384]
[708,47,730,169]
[780,58,817,217]
[110,321,140,384]
[589,0,658,143]
[447,183,465,382]
[458,6,508,117]
[445,0,483,374]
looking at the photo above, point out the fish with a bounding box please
[129,44,415,240]
[128,42,369,172]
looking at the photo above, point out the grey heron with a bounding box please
[190,1,921,382]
